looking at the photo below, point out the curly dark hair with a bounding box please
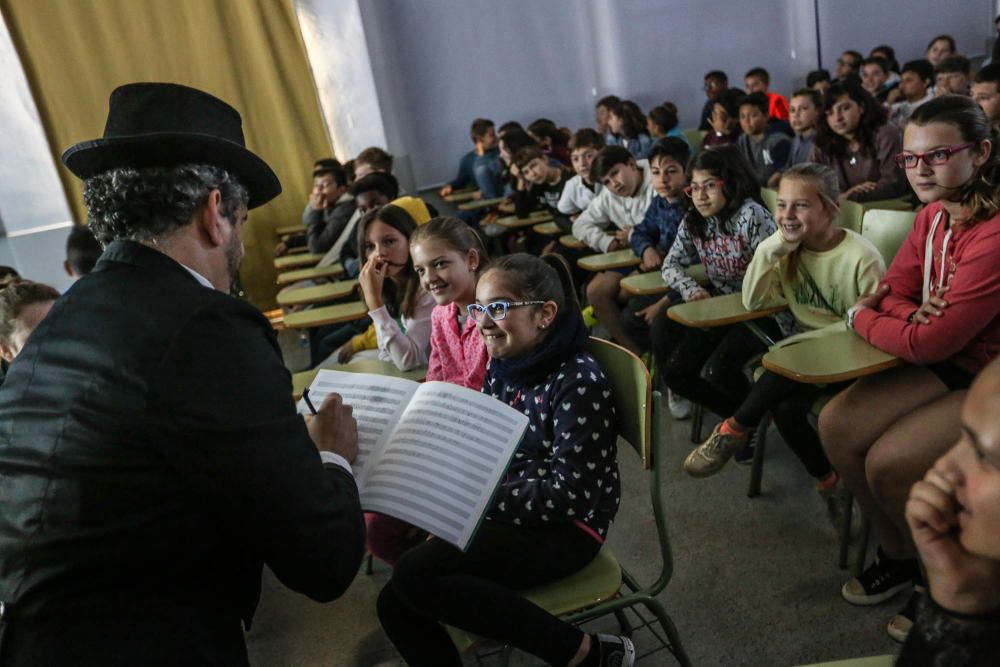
[683,145,763,239]
[82,164,248,245]
[0,280,59,347]
[814,79,888,160]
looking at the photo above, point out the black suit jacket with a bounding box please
[0,241,365,666]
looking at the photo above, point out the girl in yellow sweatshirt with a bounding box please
[683,163,885,502]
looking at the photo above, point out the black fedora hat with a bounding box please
[62,82,281,209]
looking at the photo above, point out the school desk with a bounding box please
[496,211,553,229]
[276,263,345,286]
[458,196,505,211]
[667,293,788,329]
[578,249,641,272]
[761,330,899,384]
[276,279,360,307]
[274,252,323,270]
[443,188,478,203]
[283,300,368,330]
[621,272,668,296]
[559,234,586,250]
[498,201,515,214]
[532,221,561,236]
[275,224,307,236]
[292,360,427,399]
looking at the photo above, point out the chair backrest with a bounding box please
[682,129,707,152]
[838,199,864,233]
[861,208,916,266]
[759,187,778,215]
[586,337,651,468]
[586,336,677,596]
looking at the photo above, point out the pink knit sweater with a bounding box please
[426,302,489,390]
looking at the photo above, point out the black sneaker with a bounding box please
[594,634,636,667]
[887,585,925,642]
[841,548,918,605]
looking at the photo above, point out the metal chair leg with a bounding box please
[614,609,633,637]
[747,417,769,498]
[641,598,692,667]
[838,491,854,570]
[854,514,872,578]
[690,403,704,443]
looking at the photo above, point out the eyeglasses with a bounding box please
[894,144,975,169]
[683,180,725,197]
[466,300,545,322]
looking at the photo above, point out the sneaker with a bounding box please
[683,421,748,478]
[887,585,924,643]
[666,390,691,420]
[841,548,918,606]
[593,634,636,667]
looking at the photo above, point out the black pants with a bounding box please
[732,370,845,479]
[377,520,600,667]
[308,316,370,367]
[650,308,779,417]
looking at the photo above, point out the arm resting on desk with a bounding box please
[572,194,614,253]
[661,222,703,301]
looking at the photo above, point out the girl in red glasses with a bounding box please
[820,95,1000,643]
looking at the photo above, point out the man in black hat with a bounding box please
[0,83,365,665]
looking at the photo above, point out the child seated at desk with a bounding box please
[682,164,885,517]
[376,253,631,667]
[736,92,791,186]
[606,100,653,159]
[557,129,605,218]
[820,96,1000,643]
[650,145,778,428]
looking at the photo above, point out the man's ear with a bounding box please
[0,342,15,363]
[197,189,227,248]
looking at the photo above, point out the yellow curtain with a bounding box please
[0,0,331,308]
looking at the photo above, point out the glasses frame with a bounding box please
[467,300,546,322]
[683,179,725,198]
[894,143,976,169]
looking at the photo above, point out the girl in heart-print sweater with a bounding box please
[483,352,620,541]
[376,253,631,667]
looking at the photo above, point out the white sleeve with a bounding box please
[370,291,434,371]
[571,192,613,252]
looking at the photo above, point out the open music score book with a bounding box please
[298,370,528,551]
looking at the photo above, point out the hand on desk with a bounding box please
[306,393,359,463]
[907,445,1000,615]
[640,247,664,272]
[687,288,711,302]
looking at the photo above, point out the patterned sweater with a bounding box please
[426,303,488,390]
[661,198,776,301]
[483,354,620,541]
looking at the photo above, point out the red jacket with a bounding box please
[854,202,1000,373]
[767,92,789,121]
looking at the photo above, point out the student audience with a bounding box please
[439,118,502,199]
[820,95,1000,643]
[807,69,832,93]
[512,144,573,227]
[936,55,972,96]
[835,50,864,83]
[528,118,572,166]
[771,88,821,185]
[736,92,791,186]
[594,94,621,138]
[64,224,102,279]
[571,145,654,253]
[926,34,956,68]
[889,59,936,127]
[647,102,692,150]
[810,79,907,202]
[699,70,730,131]
[558,129,605,217]
[972,63,1000,130]
[745,67,790,121]
[703,88,745,149]
[606,100,653,159]
[861,56,899,103]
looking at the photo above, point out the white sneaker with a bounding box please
[667,390,692,420]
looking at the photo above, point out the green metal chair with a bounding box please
[860,208,916,266]
[448,337,691,666]
[760,187,778,215]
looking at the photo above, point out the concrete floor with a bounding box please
[247,329,900,666]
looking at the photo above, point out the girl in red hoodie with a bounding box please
[820,95,1000,642]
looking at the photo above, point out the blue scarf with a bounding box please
[490,310,589,388]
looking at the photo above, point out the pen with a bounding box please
[302,388,318,415]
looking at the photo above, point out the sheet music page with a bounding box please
[297,370,418,482]
[361,381,528,550]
